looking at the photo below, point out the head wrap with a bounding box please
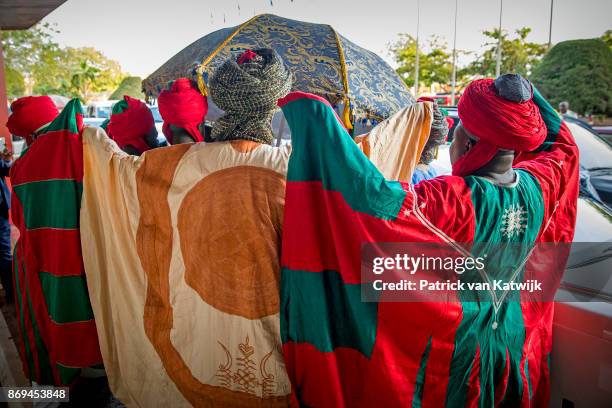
[417,97,449,164]
[453,74,547,176]
[7,96,59,144]
[158,78,207,144]
[102,96,155,154]
[210,48,292,144]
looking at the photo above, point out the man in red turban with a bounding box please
[7,96,59,146]
[4,95,59,304]
[4,96,59,298]
[450,74,548,179]
[101,96,158,155]
[158,78,208,144]
[279,74,579,406]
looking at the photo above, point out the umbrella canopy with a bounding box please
[142,14,414,129]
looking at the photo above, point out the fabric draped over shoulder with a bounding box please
[356,101,432,182]
[80,128,293,407]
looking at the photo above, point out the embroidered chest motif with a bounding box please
[500,204,528,239]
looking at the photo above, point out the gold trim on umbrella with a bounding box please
[196,14,262,96]
[329,25,353,130]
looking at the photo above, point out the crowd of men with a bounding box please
[0,48,578,407]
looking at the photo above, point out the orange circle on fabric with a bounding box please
[136,146,290,407]
[177,166,285,319]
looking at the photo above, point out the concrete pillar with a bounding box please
[0,30,13,151]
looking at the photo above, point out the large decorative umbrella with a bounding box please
[142,14,414,130]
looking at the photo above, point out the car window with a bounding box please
[150,106,163,123]
[568,122,612,170]
[97,106,111,119]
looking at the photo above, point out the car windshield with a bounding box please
[150,106,163,122]
[568,122,612,170]
[96,106,112,119]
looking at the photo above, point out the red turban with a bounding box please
[7,96,59,144]
[445,116,455,129]
[106,96,155,154]
[453,78,547,176]
[158,78,207,144]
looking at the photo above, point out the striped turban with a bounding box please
[209,48,292,144]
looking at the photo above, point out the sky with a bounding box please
[42,0,611,78]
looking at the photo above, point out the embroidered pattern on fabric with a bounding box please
[500,204,528,239]
[216,336,277,397]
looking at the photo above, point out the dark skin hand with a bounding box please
[450,122,516,185]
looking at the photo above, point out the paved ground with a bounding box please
[0,288,124,407]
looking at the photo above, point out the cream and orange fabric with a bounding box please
[80,126,292,407]
[78,103,430,407]
[357,102,433,182]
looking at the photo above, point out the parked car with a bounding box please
[148,105,168,146]
[82,101,169,147]
[593,125,612,146]
[83,100,117,127]
[566,121,612,207]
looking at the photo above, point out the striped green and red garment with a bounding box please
[10,99,102,386]
[278,92,578,407]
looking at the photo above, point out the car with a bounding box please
[83,100,116,127]
[593,125,612,146]
[82,101,169,147]
[565,121,612,207]
[148,105,168,146]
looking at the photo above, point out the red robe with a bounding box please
[278,91,578,407]
[10,100,102,386]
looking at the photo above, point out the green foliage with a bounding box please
[5,66,25,97]
[109,76,144,100]
[602,30,612,50]
[2,23,60,74]
[462,27,546,78]
[2,23,124,101]
[531,38,612,115]
[391,35,457,88]
[61,47,124,101]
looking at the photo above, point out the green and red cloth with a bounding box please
[278,89,578,407]
[10,99,102,386]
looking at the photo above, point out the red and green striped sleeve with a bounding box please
[10,99,102,386]
[279,93,475,407]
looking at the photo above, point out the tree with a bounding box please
[2,23,125,101]
[5,66,25,98]
[602,30,612,50]
[109,76,144,100]
[2,22,64,94]
[59,47,124,101]
[391,35,455,88]
[462,27,546,78]
[531,38,612,115]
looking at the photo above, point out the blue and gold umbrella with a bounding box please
[143,14,414,130]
